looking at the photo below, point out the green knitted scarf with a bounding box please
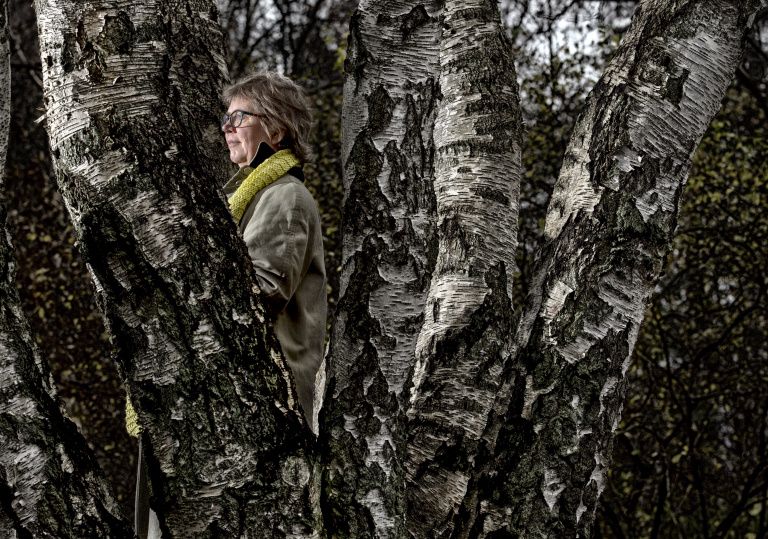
[229,149,300,224]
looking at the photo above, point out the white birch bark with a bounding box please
[319,1,441,536]
[34,0,318,536]
[0,2,133,536]
[466,1,762,537]
[405,0,522,536]
[412,0,520,358]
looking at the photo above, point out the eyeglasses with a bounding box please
[220,110,261,128]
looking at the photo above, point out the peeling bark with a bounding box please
[405,0,522,536]
[0,2,133,536]
[467,1,762,538]
[319,1,441,537]
[33,0,317,536]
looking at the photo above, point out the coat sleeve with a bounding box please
[240,181,311,319]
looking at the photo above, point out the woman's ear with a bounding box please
[271,128,286,147]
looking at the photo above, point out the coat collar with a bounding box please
[223,143,304,196]
[247,142,304,181]
[248,141,277,169]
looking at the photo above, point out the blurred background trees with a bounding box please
[5,0,768,536]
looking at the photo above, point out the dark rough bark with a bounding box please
[0,1,133,536]
[318,1,441,537]
[34,0,317,536]
[465,1,762,538]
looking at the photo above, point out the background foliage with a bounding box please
[600,87,768,539]
[5,0,768,536]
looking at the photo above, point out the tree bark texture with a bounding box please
[467,1,762,538]
[34,0,317,536]
[320,0,523,536]
[319,1,441,537]
[405,0,522,536]
[0,2,133,536]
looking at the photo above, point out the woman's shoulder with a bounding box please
[256,174,318,216]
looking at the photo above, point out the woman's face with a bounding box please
[222,97,279,168]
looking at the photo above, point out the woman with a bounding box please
[220,70,326,429]
[133,71,326,539]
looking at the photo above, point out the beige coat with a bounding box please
[223,146,326,429]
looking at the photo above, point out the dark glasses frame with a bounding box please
[221,110,261,128]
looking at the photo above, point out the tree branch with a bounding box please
[472,0,763,537]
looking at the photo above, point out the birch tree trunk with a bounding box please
[326,0,761,537]
[319,2,441,537]
[462,1,762,538]
[0,2,133,536]
[320,0,522,536]
[33,0,317,536]
[405,0,521,536]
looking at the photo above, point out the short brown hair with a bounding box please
[223,71,315,163]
